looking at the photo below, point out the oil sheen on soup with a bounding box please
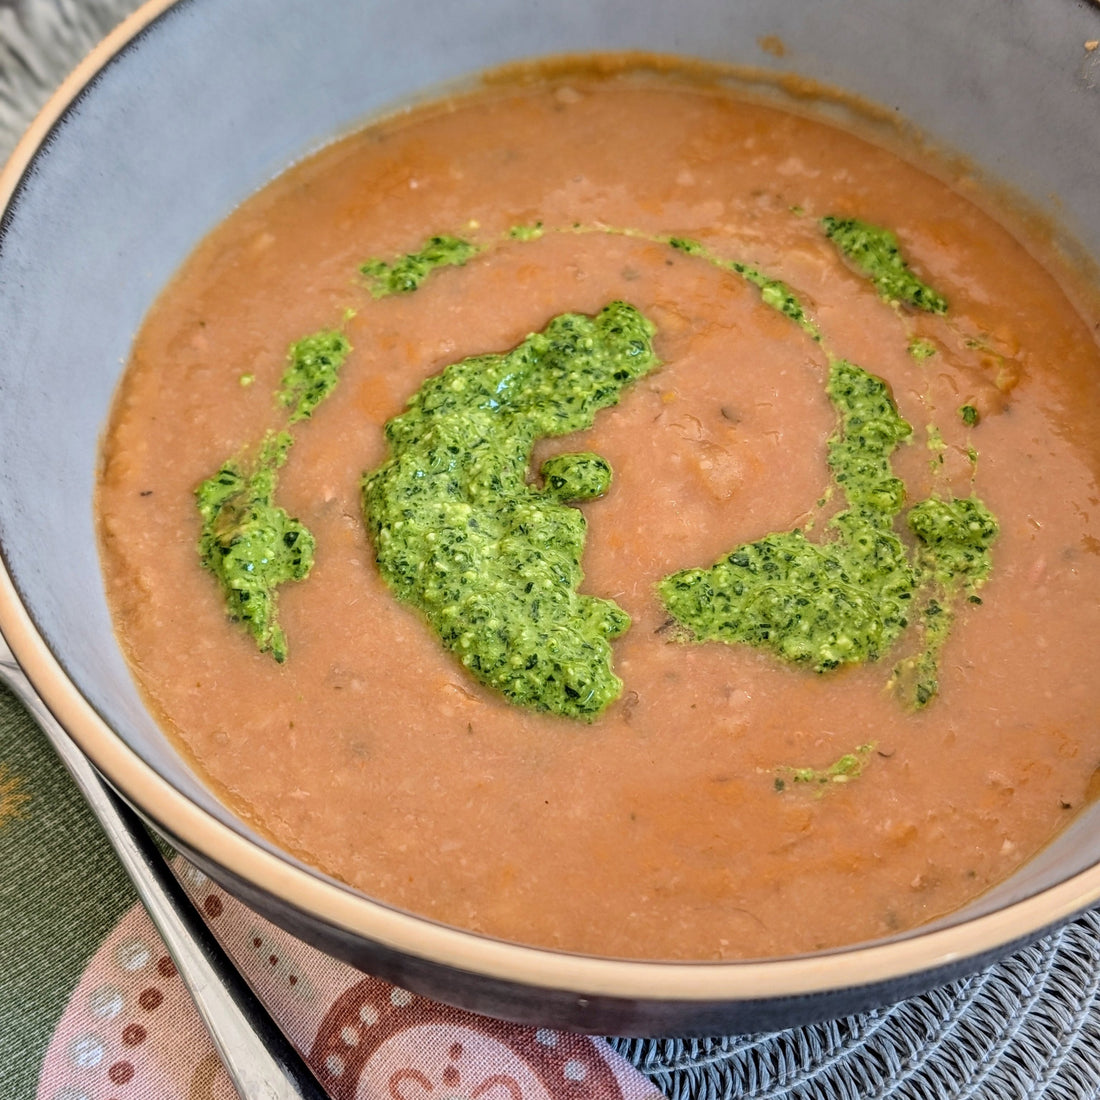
[97,64,1100,962]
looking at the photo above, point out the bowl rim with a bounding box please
[2,0,1099,1007]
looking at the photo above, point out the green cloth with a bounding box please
[0,683,133,1098]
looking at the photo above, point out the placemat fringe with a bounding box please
[0,0,129,152]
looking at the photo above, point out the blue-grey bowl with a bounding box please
[0,0,1097,1035]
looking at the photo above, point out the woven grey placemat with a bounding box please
[610,910,1100,1098]
[2,2,1099,1097]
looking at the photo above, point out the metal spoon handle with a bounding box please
[0,642,330,1100]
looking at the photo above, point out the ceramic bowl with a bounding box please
[0,0,1098,1035]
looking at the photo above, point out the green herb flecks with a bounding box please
[959,404,979,427]
[361,234,480,297]
[362,301,659,719]
[278,330,352,422]
[667,236,708,257]
[196,432,314,662]
[509,222,545,241]
[665,235,819,339]
[822,216,948,314]
[889,598,952,709]
[733,263,818,336]
[658,359,917,672]
[908,337,937,361]
[774,742,876,792]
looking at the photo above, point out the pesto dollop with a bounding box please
[278,330,352,422]
[361,235,480,297]
[196,432,314,662]
[822,216,948,314]
[658,353,998,706]
[658,359,917,671]
[362,301,659,719]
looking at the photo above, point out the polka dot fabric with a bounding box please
[35,859,665,1100]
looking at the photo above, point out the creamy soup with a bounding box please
[97,63,1100,961]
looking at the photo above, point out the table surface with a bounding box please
[1,3,1099,1098]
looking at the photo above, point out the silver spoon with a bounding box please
[0,635,331,1100]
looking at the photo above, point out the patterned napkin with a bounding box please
[0,682,665,1100]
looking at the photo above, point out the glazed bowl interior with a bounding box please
[0,0,1098,1033]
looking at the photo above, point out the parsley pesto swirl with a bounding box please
[361,301,659,719]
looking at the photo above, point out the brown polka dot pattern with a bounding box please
[310,977,627,1100]
[108,1060,135,1084]
[121,1022,147,1046]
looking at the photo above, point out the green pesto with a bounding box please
[822,216,948,314]
[658,359,917,672]
[926,425,947,470]
[667,236,707,256]
[278,330,352,422]
[196,432,314,662]
[774,742,876,792]
[908,495,998,589]
[908,337,937,361]
[889,597,953,709]
[886,497,997,707]
[346,219,995,711]
[539,452,612,503]
[658,348,998,705]
[361,302,659,719]
[665,235,819,339]
[360,234,480,297]
[735,264,818,335]
[509,223,545,241]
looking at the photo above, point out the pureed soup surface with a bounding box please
[98,63,1100,961]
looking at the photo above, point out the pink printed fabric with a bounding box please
[37,859,666,1100]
